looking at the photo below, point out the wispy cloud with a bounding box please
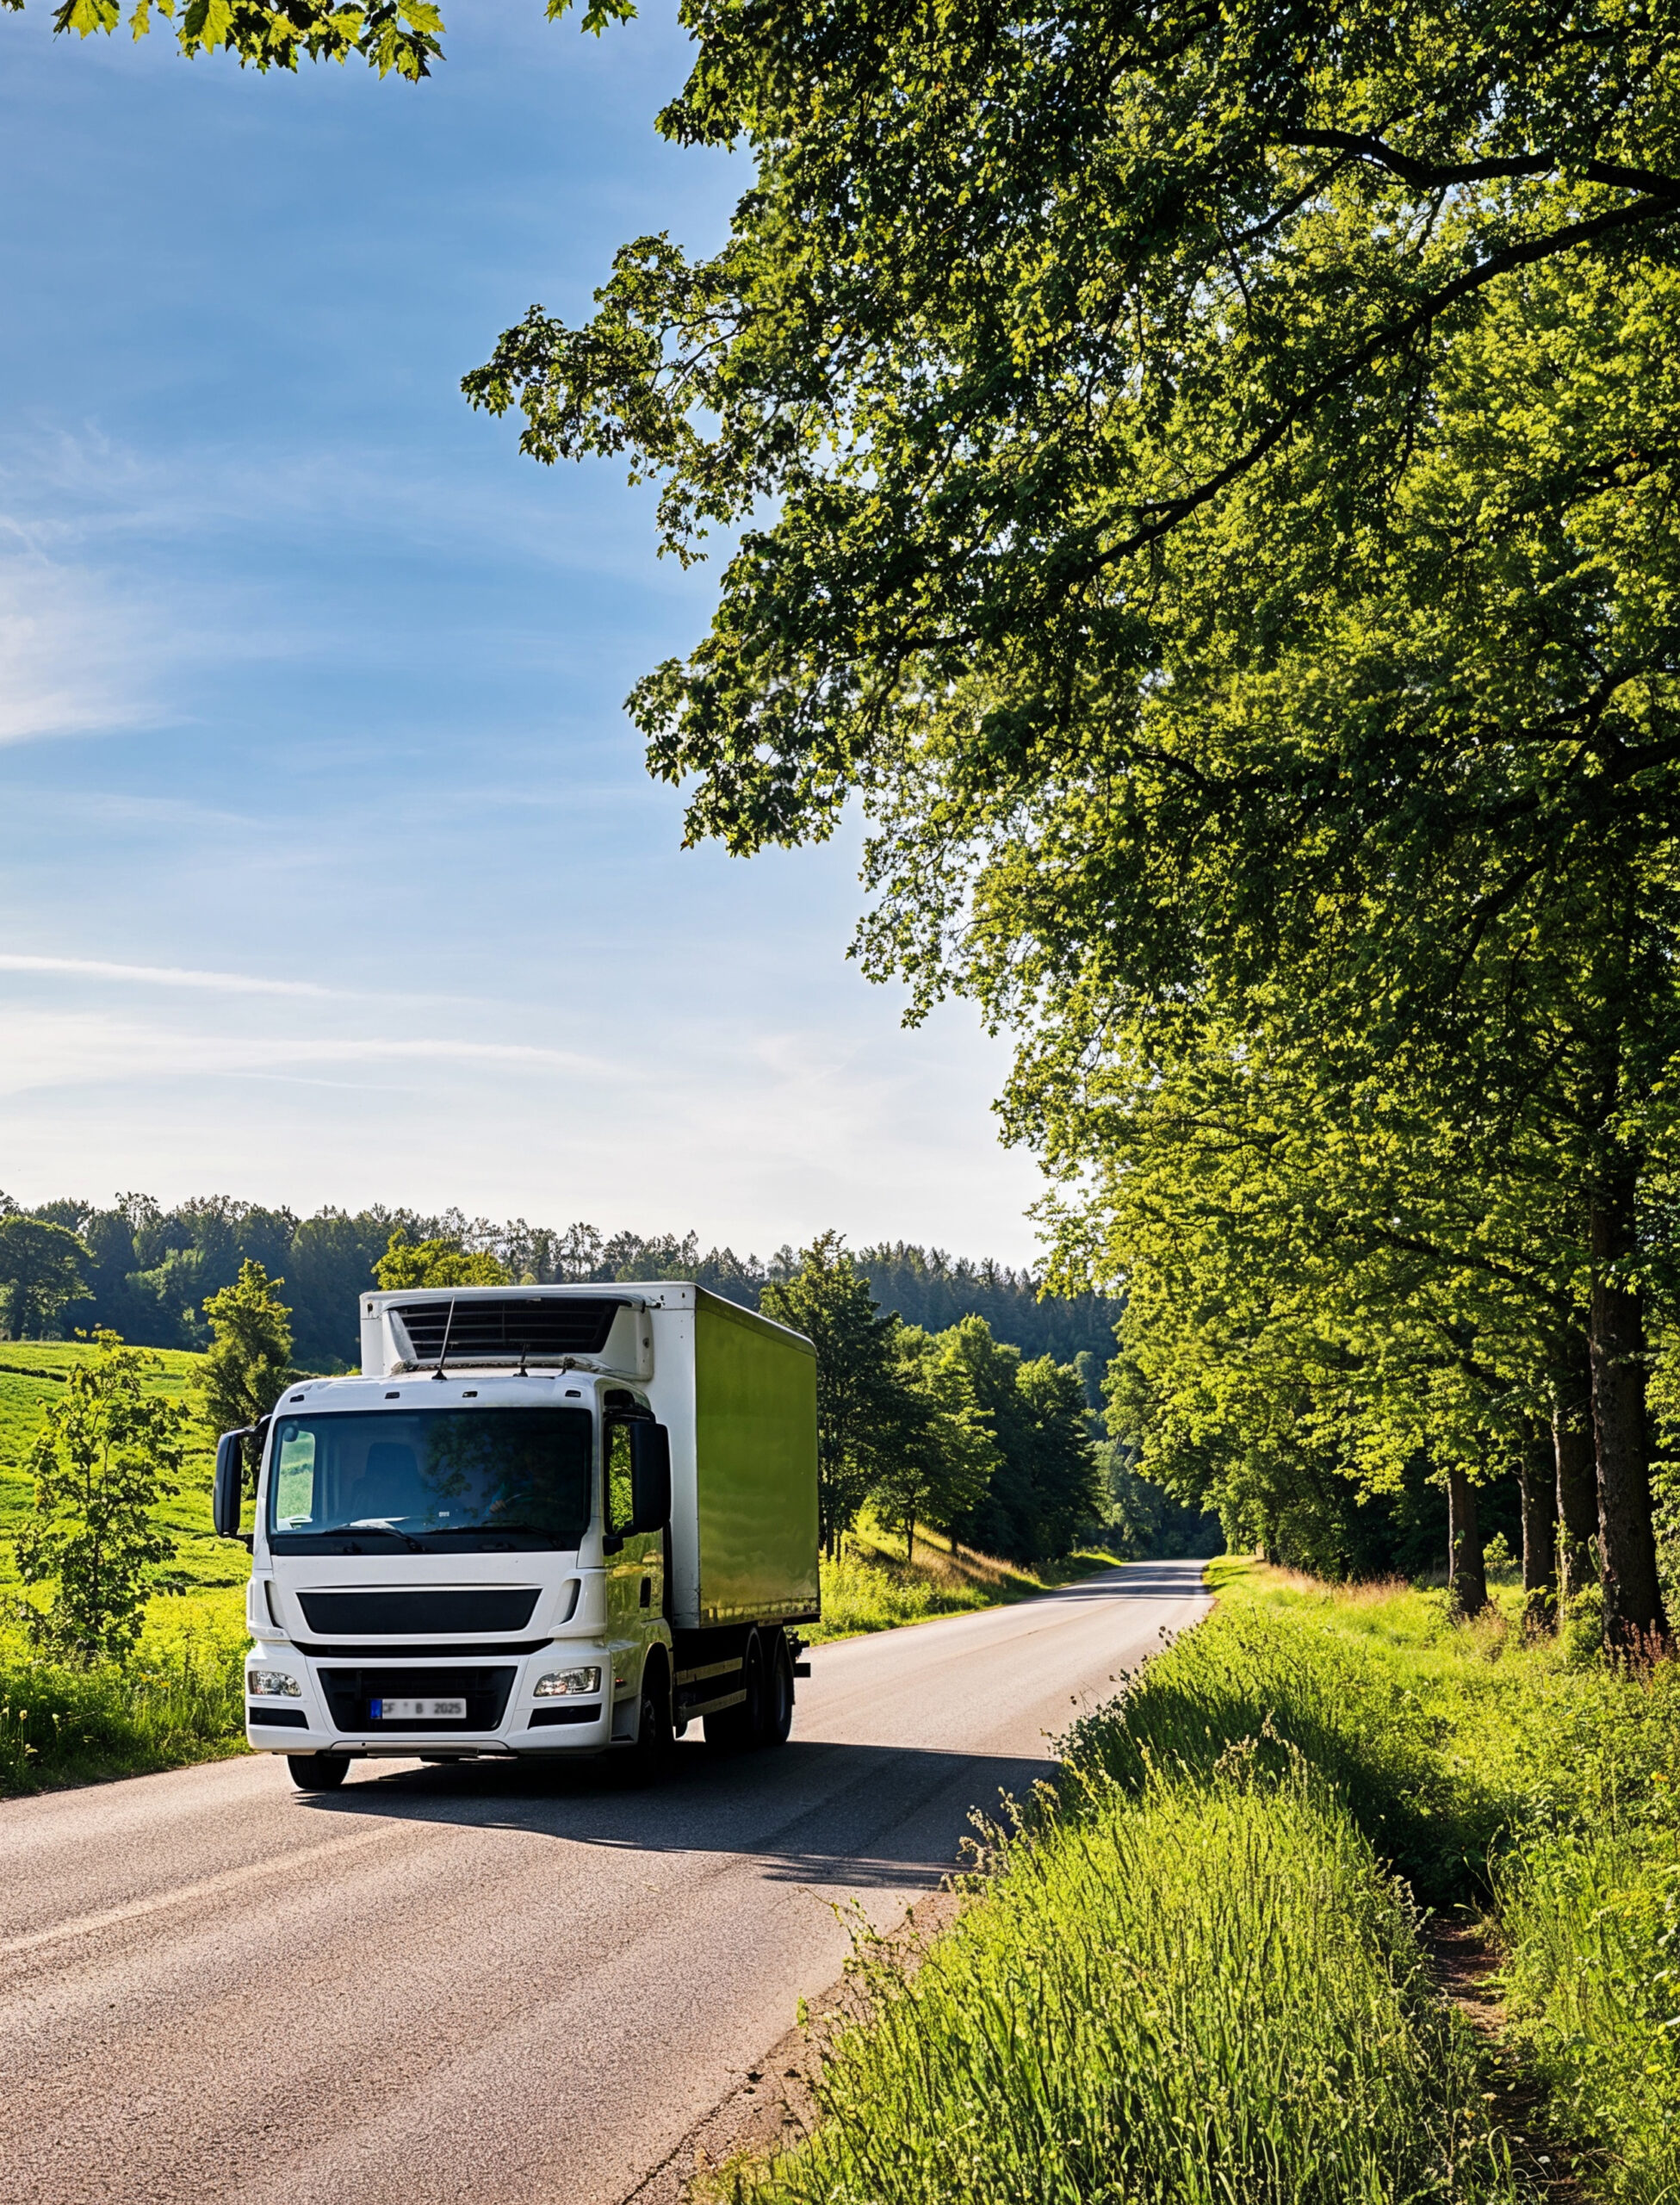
[0,953,342,997]
[0,1006,612,1096]
[0,551,170,744]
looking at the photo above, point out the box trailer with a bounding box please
[214,1283,820,1790]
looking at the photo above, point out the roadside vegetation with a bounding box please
[725,1562,1680,2205]
[0,1338,249,1796]
[811,1521,1125,1644]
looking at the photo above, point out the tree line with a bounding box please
[0,1191,1122,1374]
[0,1208,1146,1640]
[453,0,1680,1650]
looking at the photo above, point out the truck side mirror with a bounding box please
[213,1429,249,1539]
[629,1422,672,1536]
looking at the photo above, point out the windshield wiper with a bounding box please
[339,1517,427,1553]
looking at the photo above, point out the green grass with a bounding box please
[0,1339,241,1599]
[1071,1562,1680,2204]
[810,1520,1124,1643]
[728,1699,1514,2202]
[727,1562,1680,2205]
[0,1341,249,1796]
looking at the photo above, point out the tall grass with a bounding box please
[0,1638,245,1793]
[734,1759,1515,2205]
[1096,1564,1680,2204]
[0,1590,248,1796]
[730,1562,1680,2205]
[1497,1831,1680,2202]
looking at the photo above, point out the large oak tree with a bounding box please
[466,0,1680,1643]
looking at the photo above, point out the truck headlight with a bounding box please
[533,1666,601,1698]
[247,1669,303,1699]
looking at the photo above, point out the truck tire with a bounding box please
[623,1653,675,1784]
[287,1753,350,1791]
[704,1630,764,1751]
[760,1631,794,1748]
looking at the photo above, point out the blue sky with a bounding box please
[0,1,1045,1265]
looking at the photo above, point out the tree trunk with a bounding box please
[1553,1332,1598,1602]
[1589,1183,1668,1650]
[1448,1469,1486,1618]
[1519,1420,1557,1636]
[905,1513,916,1563]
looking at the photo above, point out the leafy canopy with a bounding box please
[14,0,633,81]
[374,1227,511,1289]
[0,1214,91,1339]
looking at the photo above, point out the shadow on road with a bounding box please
[294,1737,1056,1889]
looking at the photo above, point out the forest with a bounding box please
[0,1189,1121,1371]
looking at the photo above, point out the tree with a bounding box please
[374,1227,511,1289]
[194,1259,295,1437]
[760,1231,905,1550]
[15,1333,190,1661]
[18,0,631,79]
[286,1208,402,1369]
[928,1317,1105,1565]
[0,1214,91,1339]
[470,4,1680,1645]
[878,1326,997,1561]
[1014,1356,1108,1562]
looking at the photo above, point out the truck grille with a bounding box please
[394,1295,623,1366]
[319,1667,517,1732]
[298,1588,539,1637]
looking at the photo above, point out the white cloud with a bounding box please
[0,953,341,997]
[0,551,170,743]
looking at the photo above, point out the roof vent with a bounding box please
[393,1295,623,1367]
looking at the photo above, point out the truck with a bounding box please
[213,1283,821,1790]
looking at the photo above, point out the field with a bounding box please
[0,1343,248,1793]
[721,1561,1680,2205]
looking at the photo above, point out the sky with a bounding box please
[0,1,1047,1266]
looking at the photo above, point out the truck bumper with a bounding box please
[245,1640,633,1757]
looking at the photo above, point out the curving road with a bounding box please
[0,1559,1208,2205]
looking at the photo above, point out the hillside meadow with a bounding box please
[0,1342,250,1791]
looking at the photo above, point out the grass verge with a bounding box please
[727,1562,1680,2205]
[728,1737,1514,2202]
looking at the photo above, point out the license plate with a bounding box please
[370,1697,467,1722]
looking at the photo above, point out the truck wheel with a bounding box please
[760,1633,794,1748]
[623,1655,675,1784]
[704,1630,764,1751]
[287,1754,350,1791]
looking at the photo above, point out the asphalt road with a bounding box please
[0,1558,1208,2205]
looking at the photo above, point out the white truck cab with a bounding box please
[216,1284,820,1791]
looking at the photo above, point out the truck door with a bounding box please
[603,1412,663,1692]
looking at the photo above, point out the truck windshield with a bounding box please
[265,1407,592,1553]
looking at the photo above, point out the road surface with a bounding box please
[0,1558,1208,2205]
